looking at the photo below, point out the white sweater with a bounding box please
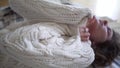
[0,0,94,68]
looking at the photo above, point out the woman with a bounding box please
[80,16,120,67]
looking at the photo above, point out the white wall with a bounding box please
[71,0,120,21]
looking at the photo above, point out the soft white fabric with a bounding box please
[0,0,94,68]
[9,0,91,24]
[0,22,94,68]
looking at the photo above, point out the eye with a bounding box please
[103,20,108,25]
[99,20,108,26]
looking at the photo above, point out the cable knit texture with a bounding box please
[0,22,94,68]
[9,0,91,24]
[0,0,94,68]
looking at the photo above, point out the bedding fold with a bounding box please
[0,0,94,68]
[0,22,94,68]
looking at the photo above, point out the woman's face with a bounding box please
[86,16,113,43]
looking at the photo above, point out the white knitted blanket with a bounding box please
[9,0,91,24]
[0,0,94,68]
[0,22,94,68]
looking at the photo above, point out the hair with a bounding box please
[91,30,120,67]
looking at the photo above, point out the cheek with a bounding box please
[89,28,108,42]
[99,32,107,41]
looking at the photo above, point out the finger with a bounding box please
[80,32,90,37]
[79,27,86,32]
[80,27,89,33]
[81,36,90,41]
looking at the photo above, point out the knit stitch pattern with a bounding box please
[0,0,94,68]
[9,0,91,24]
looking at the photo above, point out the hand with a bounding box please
[79,27,90,41]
